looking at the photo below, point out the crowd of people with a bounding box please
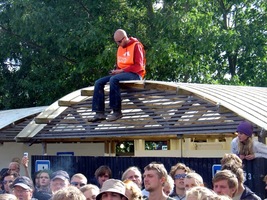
[0,121,266,200]
[0,153,265,200]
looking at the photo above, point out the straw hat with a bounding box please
[96,179,128,200]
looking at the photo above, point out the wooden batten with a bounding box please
[12,80,266,158]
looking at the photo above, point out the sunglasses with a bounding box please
[174,174,187,180]
[71,182,86,187]
[3,180,13,184]
[115,37,125,44]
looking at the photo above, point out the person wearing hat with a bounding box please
[50,170,70,194]
[231,121,267,160]
[11,176,37,200]
[96,179,128,200]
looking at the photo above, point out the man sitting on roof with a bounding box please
[88,29,146,122]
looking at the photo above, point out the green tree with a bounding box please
[0,0,266,109]
[147,0,267,85]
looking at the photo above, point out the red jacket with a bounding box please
[116,37,146,78]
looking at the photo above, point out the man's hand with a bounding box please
[21,156,29,169]
[110,69,124,75]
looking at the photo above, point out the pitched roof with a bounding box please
[15,81,267,143]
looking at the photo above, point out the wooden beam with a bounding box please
[35,102,68,124]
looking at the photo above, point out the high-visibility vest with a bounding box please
[117,41,146,78]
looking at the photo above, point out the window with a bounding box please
[145,141,168,150]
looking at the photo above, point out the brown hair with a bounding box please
[169,163,191,180]
[220,153,245,184]
[94,165,112,178]
[212,170,238,191]
[221,165,244,184]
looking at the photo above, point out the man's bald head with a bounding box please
[114,29,129,47]
[114,29,127,40]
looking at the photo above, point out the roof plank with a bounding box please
[14,81,267,142]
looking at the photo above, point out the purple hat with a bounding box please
[237,121,253,137]
[51,170,69,181]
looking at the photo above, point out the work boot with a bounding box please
[88,112,106,122]
[106,110,122,122]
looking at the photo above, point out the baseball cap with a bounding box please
[96,179,128,200]
[51,170,70,181]
[12,176,34,190]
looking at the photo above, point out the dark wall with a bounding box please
[31,156,267,199]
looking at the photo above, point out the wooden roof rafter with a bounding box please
[15,81,267,143]
[0,106,47,142]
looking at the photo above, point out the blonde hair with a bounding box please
[238,137,254,156]
[164,175,174,190]
[220,153,245,184]
[121,166,142,182]
[185,172,204,185]
[0,194,18,200]
[186,186,217,200]
[144,163,168,180]
[163,175,174,195]
[123,180,142,200]
[52,186,86,200]
[80,184,100,194]
[71,173,88,184]
[220,153,242,168]
[214,195,232,200]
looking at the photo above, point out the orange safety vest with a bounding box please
[117,41,146,78]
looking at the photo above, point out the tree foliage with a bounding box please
[0,0,266,109]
